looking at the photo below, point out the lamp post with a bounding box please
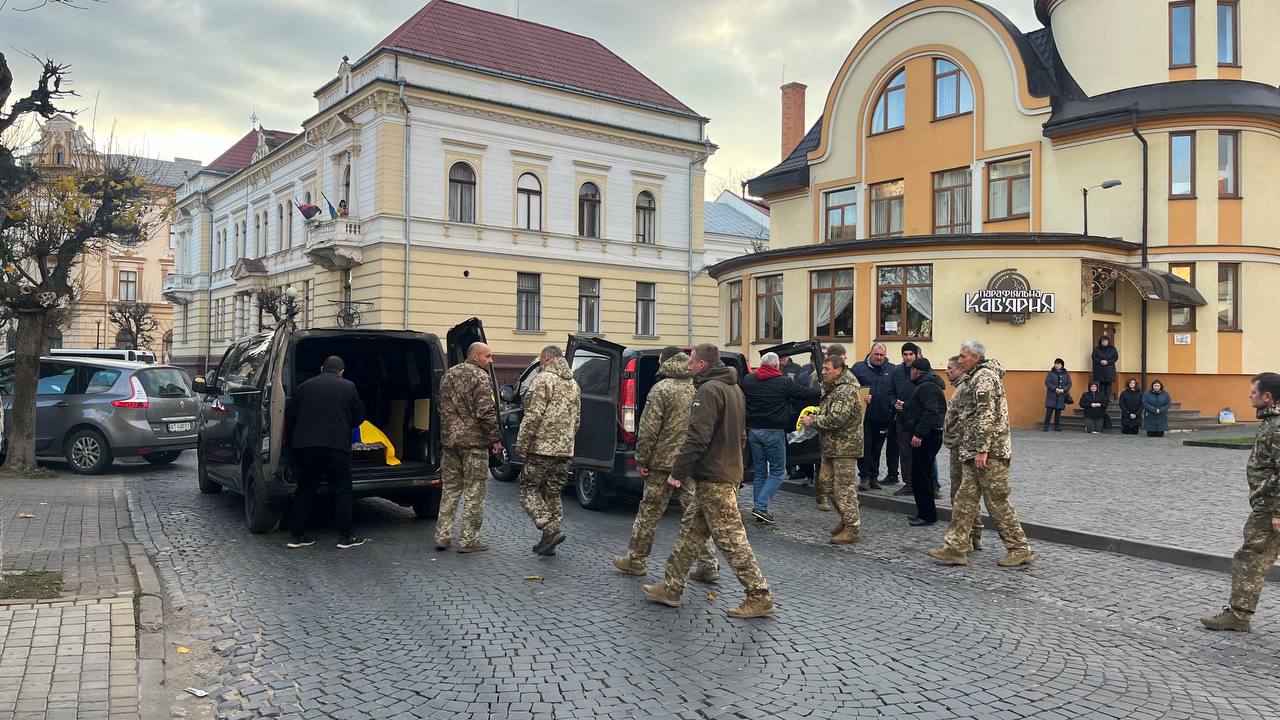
[95,320,102,349]
[1082,179,1122,235]
[283,284,299,322]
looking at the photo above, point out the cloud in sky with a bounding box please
[2,0,1039,194]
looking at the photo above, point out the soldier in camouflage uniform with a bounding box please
[928,339,1032,567]
[1202,372,1280,632]
[802,356,865,544]
[436,342,500,553]
[516,346,581,556]
[943,355,982,550]
[614,348,718,579]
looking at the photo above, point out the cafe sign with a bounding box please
[965,268,1055,325]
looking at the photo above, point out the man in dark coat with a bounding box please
[285,355,367,549]
[743,352,820,522]
[902,357,947,525]
[889,342,921,496]
[852,343,897,492]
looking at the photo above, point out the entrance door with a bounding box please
[1093,320,1119,348]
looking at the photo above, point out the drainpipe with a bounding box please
[398,74,411,330]
[199,192,213,376]
[686,140,713,345]
[1131,107,1149,390]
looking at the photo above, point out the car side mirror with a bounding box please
[193,376,217,395]
[499,384,516,404]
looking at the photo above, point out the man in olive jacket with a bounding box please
[516,345,581,556]
[802,356,865,545]
[614,348,718,579]
[643,344,773,619]
[435,342,500,553]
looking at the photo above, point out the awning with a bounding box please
[1083,261,1207,306]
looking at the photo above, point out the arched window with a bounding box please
[578,182,601,238]
[871,69,906,134]
[114,329,133,350]
[448,162,476,223]
[161,330,173,362]
[934,59,974,119]
[635,191,656,244]
[286,201,294,249]
[516,172,542,230]
[277,204,284,250]
[341,164,352,205]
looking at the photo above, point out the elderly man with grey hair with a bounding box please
[742,350,821,523]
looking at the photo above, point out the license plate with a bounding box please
[167,422,193,433]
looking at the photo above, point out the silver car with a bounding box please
[0,357,198,474]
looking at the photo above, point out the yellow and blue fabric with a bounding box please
[349,421,401,466]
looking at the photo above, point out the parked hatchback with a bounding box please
[0,357,198,473]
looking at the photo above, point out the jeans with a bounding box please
[748,428,787,511]
[288,446,353,538]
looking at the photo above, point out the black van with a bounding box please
[193,317,492,533]
[492,336,751,510]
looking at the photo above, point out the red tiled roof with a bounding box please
[205,129,296,175]
[368,0,697,116]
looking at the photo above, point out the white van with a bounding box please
[49,348,157,364]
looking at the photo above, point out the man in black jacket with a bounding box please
[902,357,946,526]
[285,355,367,549]
[889,342,921,496]
[743,352,821,523]
[852,343,897,492]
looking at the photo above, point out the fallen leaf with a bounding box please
[17,512,34,519]
[38,502,47,506]
[707,591,718,601]
[523,575,543,582]
[175,646,189,654]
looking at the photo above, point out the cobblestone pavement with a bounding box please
[131,455,1280,720]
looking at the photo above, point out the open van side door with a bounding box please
[565,334,624,470]
[263,320,294,483]
[446,316,499,429]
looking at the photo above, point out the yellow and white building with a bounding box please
[719,0,1279,426]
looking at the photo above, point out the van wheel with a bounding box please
[243,465,282,534]
[144,450,182,465]
[489,444,519,482]
[575,468,610,510]
[196,451,221,494]
[412,491,441,520]
[64,429,113,475]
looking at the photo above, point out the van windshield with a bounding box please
[137,368,192,398]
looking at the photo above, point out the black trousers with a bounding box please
[288,447,354,538]
[858,419,892,480]
[894,420,914,486]
[884,414,901,480]
[910,433,942,523]
[1042,408,1062,428]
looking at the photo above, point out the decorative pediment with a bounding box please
[231,257,269,281]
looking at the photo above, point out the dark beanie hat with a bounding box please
[910,357,933,373]
[1054,357,1065,366]
[902,342,921,355]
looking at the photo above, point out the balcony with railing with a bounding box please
[304,219,364,270]
[161,272,206,304]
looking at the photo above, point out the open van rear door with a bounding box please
[565,334,624,470]
[762,340,824,467]
[446,316,499,427]
[263,320,294,482]
[761,340,823,372]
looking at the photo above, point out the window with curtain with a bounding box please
[1170,132,1195,198]
[728,281,742,345]
[933,168,972,234]
[871,70,906,134]
[1169,263,1196,331]
[516,172,542,230]
[824,188,857,242]
[988,157,1031,220]
[1170,1,1195,67]
[1218,131,1239,198]
[870,180,904,238]
[1217,1,1238,65]
[877,264,932,339]
[1218,263,1239,331]
[934,59,974,119]
[517,273,541,331]
[635,191,656,244]
[755,275,783,341]
[578,278,601,334]
[118,270,138,301]
[810,269,855,340]
[635,282,656,336]
[578,182,601,238]
[448,162,476,223]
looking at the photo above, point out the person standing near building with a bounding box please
[516,345,581,556]
[853,343,897,493]
[1092,335,1118,400]
[942,355,981,550]
[1081,381,1109,434]
[889,342,921,496]
[643,344,773,619]
[902,357,946,526]
[1201,372,1280,632]
[744,352,821,523]
[1042,358,1072,432]
[1118,378,1144,435]
[614,347,718,580]
[285,355,367,549]
[802,355,864,544]
[1143,380,1172,437]
[435,342,501,553]
[928,339,1033,568]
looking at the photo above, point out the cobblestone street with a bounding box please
[127,451,1280,720]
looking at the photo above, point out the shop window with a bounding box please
[870,180,904,238]
[934,59,973,119]
[1169,263,1196,331]
[1217,1,1238,66]
[1170,132,1196,198]
[824,188,857,242]
[448,162,476,223]
[877,264,932,340]
[1218,131,1239,198]
[1170,1,1195,68]
[810,269,855,341]
[754,275,783,342]
[578,182,601,238]
[1218,263,1240,331]
[727,280,742,345]
[578,277,601,334]
[517,273,541,332]
[516,172,542,231]
[933,168,972,234]
[871,70,906,134]
[635,191,656,244]
[635,282,656,336]
[988,157,1030,220]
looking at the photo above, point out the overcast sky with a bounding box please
[3,0,1038,196]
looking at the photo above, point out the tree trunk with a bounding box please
[3,311,48,473]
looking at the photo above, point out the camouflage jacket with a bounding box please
[953,358,1012,461]
[516,356,581,458]
[813,369,865,459]
[635,354,694,472]
[1247,405,1280,516]
[439,360,498,449]
[942,374,966,448]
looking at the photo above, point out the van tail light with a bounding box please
[112,375,150,409]
[619,358,637,444]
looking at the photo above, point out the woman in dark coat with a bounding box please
[1091,336,1119,400]
[1042,358,1072,431]
[1080,381,1109,434]
[1118,378,1143,435]
[1142,380,1172,437]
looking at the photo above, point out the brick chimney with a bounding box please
[780,82,807,160]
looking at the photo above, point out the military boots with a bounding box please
[830,526,860,545]
[613,555,646,576]
[726,591,775,619]
[1200,607,1252,632]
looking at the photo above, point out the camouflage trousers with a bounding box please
[625,473,717,570]
[1229,509,1280,612]
[518,454,572,534]
[948,447,982,544]
[943,457,1028,553]
[662,482,769,598]
[819,456,861,530]
[436,447,488,546]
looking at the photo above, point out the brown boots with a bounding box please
[727,592,775,619]
[830,526,860,545]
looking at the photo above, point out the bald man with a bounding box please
[436,342,502,553]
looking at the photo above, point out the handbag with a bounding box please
[1064,392,1074,405]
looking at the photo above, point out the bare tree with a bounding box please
[253,287,285,327]
[107,301,159,350]
[705,167,761,200]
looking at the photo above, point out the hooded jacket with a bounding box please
[515,356,581,458]
[671,364,746,484]
[743,364,821,430]
[852,355,897,422]
[813,369,865,458]
[634,354,695,472]
[1081,388,1109,419]
[942,373,967,448]
[953,358,1012,461]
[439,360,499,449]
[1247,405,1280,517]
[902,371,947,438]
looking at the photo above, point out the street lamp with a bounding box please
[95,320,102,349]
[1082,179,1122,235]
[283,284,299,320]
